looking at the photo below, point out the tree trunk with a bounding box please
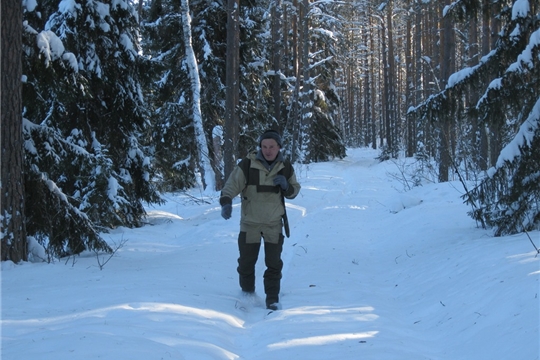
[478,0,490,170]
[488,0,502,168]
[1,0,27,262]
[386,0,397,158]
[467,12,482,171]
[271,0,282,126]
[369,24,377,149]
[380,19,390,152]
[180,0,214,190]
[290,0,301,162]
[438,0,455,182]
[224,0,240,181]
[414,1,423,153]
[405,0,415,157]
[299,0,312,162]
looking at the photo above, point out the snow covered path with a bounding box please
[2,148,539,360]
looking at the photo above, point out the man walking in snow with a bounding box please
[219,129,301,310]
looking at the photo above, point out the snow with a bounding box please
[446,66,475,88]
[24,0,38,12]
[45,178,68,203]
[95,2,110,21]
[27,237,47,263]
[107,176,119,202]
[119,33,135,52]
[36,30,65,66]
[58,0,80,16]
[62,52,79,71]
[112,0,130,11]
[494,96,540,170]
[1,148,539,360]
[512,0,530,20]
[509,28,540,72]
[486,77,502,91]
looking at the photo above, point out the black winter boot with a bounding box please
[266,294,280,310]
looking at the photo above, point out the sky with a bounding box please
[1,147,539,360]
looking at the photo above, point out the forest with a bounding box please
[1,0,539,262]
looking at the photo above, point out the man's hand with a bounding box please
[273,175,289,191]
[221,204,232,220]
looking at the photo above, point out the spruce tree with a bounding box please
[463,1,540,235]
[281,0,346,162]
[141,0,226,191]
[21,0,160,257]
[410,0,540,235]
[306,0,346,161]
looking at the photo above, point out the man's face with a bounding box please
[261,138,280,162]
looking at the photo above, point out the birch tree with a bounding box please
[180,0,214,191]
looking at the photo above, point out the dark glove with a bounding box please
[221,204,232,220]
[273,175,289,191]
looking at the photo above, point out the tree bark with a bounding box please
[405,0,415,157]
[438,0,455,182]
[1,0,27,262]
[180,0,214,190]
[224,0,240,181]
[271,0,282,126]
[478,0,490,169]
[380,17,390,152]
[414,1,423,152]
[386,0,397,158]
[298,0,311,162]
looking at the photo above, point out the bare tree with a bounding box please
[1,0,27,262]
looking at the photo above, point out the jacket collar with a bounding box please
[255,150,284,171]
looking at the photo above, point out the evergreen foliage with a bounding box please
[23,120,113,257]
[142,0,226,191]
[465,104,540,235]
[236,2,275,157]
[21,0,161,258]
[410,0,540,235]
[463,6,540,235]
[141,0,347,182]
[303,0,346,162]
[20,0,540,258]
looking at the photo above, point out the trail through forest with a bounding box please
[2,148,538,360]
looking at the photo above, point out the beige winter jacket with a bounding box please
[220,151,301,243]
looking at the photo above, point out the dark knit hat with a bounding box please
[259,129,283,147]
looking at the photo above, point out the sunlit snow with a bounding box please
[2,148,538,360]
